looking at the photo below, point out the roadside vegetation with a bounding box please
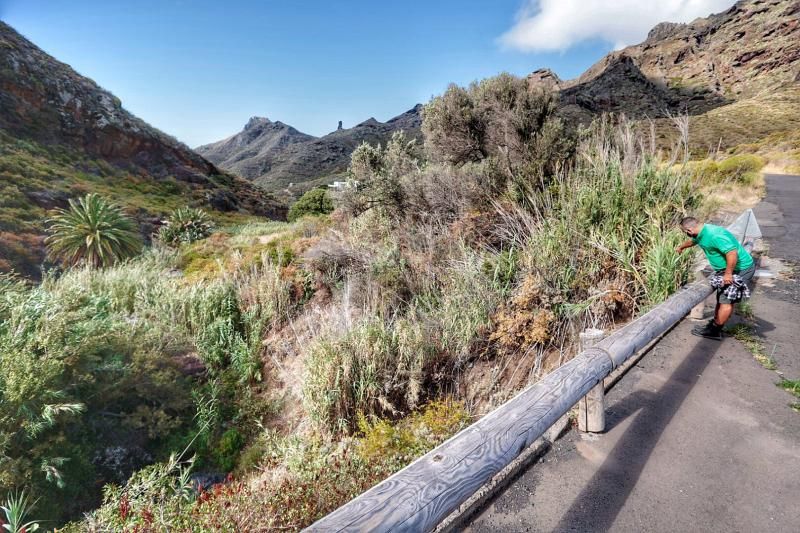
[777,379,800,412]
[683,152,766,215]
[726,323,777,370]
[654,84,800,214]
[2,72,705,529]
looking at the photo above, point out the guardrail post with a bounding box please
[578,328,606,433]
[689,269,709,319]
[689,300,706,319]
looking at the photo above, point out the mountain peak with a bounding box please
[357,117,380,127]
[198,106,423,195]
[645,21,687,43]
[245,116,271,130]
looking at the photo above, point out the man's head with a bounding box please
[680,216,702,238]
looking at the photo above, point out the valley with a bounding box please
[0,0,798,530]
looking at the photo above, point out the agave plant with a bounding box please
[0,491,40,533]
[46,193,141,268]
[157,207,215,246]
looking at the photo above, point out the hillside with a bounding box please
[197,105,423,197]
[0,21,285,277]
[586,0,799,99]
[529,0,799,150]
[195,117,315,180]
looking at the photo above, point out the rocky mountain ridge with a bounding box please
[528,0,799,119]
[197,105,423,196]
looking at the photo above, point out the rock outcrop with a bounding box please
[526,68,563,92]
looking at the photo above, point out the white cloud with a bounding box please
[500,0,735,52]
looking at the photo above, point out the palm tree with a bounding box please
[46,193,142,268]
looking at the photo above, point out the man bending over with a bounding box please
[676,216,755,340]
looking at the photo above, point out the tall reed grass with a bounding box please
[0,248,293,522]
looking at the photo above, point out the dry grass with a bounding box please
[651,84,800,158]
[700,170,766,215]
[727,323,777,370]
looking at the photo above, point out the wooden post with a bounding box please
[689,269,708,320]
[578,328,606,433]
[689,300,705,320]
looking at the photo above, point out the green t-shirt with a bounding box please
[693,223,754,272]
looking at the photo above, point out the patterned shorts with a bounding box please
[716,264,755,304]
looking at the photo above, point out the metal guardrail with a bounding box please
[306,210,760,533]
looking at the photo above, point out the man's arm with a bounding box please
[723,250,737,285]
[675,239,695,254]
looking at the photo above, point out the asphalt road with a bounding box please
[464,174,800,533]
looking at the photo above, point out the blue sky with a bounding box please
[1,0,731,147]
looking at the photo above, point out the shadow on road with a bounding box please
[553,336,723,532]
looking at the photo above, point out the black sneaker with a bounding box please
[691,319,714,332]
[691,320,722,340]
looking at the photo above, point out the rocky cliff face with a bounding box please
[529,0,799,119]
[197,105,423,195]
[0,21,283,218]
[618,0,799,97]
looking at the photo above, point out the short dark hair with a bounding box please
[680,216,699,228]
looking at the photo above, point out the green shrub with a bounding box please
[341,131,417,218]
[493,119,698,353]
[0,263,194,523]
[482,247,519,295]
[717,154,765,184]
[287,188,334,222]
[356,400,470,469]
[235,438,269,474]
[158,207,215,246]
[214,428,245,472]
[0,243,292,524]
[1,491,42,533]
[422,72,572,200]
[642,229,692,305]
[303,246,498,434]
[685,158,721,183]
[303,318,399,432]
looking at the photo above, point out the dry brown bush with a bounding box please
[489,274,559,353]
